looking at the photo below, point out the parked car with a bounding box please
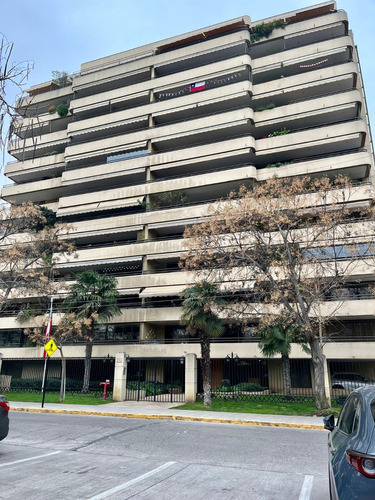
[0,395,9,441]
[331,372,375,390]
[324,386,375,500]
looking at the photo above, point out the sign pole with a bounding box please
[41,297,54,408]
[41,356,50,408]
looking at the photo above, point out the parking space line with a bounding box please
[0,450,62,468]
[88,461,176,499]
[299,475,314,500]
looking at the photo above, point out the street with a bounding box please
[0,412,329,499]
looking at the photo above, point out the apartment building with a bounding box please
[1,2,374,399]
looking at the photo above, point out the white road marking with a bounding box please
[0,450,62,468]
[299,475,314,500]
[88,461,176,499]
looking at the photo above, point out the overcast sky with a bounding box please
[2,0,374,172]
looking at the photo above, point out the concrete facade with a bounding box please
[1,2,375,398]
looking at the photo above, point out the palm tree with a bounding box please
[181,281,225,407]
[258,320,308,397]
[64,270,120,393]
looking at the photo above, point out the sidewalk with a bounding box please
[9,400,326,430]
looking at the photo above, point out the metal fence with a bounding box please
[328,360,375,405]
[126,358,185,402]
[0,357,115,397]
[198,358,315,403]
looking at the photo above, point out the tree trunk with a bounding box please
[281,354,292,397]
[309,336,330,411]
[200,332,212,408]
[59,347,66,402]
[82,339,93,394]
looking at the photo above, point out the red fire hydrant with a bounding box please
[100,379,110,400]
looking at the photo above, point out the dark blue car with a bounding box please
[324,386,375,499]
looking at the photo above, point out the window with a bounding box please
[337,395,359,435]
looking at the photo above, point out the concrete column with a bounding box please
[113,353,129,402]
[323,356,332,407]
[185,353,197,403]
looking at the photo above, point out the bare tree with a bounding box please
[0,34,33,161]
[0,203,74,314]
[181,176,375,411]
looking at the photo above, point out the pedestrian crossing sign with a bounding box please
[44,338,58,357]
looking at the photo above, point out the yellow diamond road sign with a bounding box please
[44,338,58,357]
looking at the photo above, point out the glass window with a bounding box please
[337,395,359,434]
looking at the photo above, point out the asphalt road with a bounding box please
[0,412,329,499]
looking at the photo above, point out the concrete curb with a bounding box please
[10,407,325,430]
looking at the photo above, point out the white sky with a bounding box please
[2,0,374,173]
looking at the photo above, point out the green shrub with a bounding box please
[214,385,233,393]
[149,190,189,209]
[251,19,286,43]
[56,103,69,117]
[232,382,265,392]
[266,103,276,110]
[126,381,168,396]
[268,128,290,138]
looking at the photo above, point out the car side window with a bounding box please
[337,395,359,435]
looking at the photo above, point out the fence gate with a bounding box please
[126,358,185,402]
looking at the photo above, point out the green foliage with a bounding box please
[64,271,120,326]
[256,103,276,112]
[56,103,69,117]
[48,105,56,114]
[232,382,265,392]
[265,161,291,169]
[127,381,168,397]
[268,128,290,138]
[250,19,286,43]
[181,282,226,338]
[149,190,189,209]
[43,151,59,156]
[30,206,57,231]
[137,199,147,210]
[17,303,34,324]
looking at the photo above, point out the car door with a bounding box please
[329,394,360,498]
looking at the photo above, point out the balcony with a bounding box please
[1,177,63,204]
[253,89,362,139]
[66,203,209,241]
[72,30,249,98]
[250,11,348,59]
[255,120,367,163]
[56,164,256,218]
[252,35,353,85]
[71,54,252,118]
[69,80,251,143]
[257,149,373,181]
[17,85,73,116]
[8,130,69,161]
[64,108,254,163]
[252,61,358,109]
[4,153,65,183]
